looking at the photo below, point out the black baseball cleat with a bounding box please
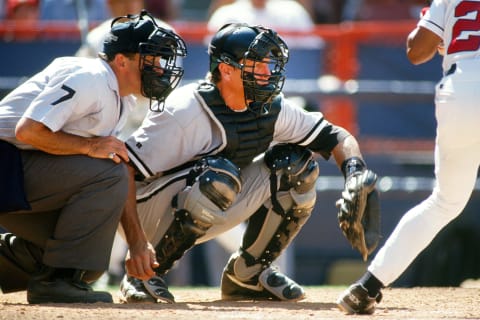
[0,233,45,293]
[337,283,382,315]
[221,257,305,301]
[120,275,156,303]
[142,275,175,303]
[27,269,113,304]
[0,233,43,272]
[120,275,175,304]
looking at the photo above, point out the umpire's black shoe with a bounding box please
[221,256,305,301]
[27,269,113,304]
[120,275,175,304]
[337,283,382,315]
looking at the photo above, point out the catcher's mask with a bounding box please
[102,10,187,111]
[208,23,289,114]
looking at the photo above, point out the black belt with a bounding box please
[445,63,456,76]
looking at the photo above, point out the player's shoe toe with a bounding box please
[120,275,157,304]
[258,267,305,301]
[221,261,305,301]
[337,283,382,315]
[142,275,175,303]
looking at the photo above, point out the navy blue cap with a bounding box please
[102,18,156,57]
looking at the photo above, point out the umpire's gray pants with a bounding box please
[0,150,128,273]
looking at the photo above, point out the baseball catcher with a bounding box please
[119,22,382,304]
[336,157,381,261]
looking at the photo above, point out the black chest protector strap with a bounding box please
[196,82,281,168]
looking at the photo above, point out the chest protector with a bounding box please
[197,82,281,168]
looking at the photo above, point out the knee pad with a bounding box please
[264,143,319,194]
[154,157,241,276]
[175,156,242,225]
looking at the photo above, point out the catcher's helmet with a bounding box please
[102,10,187,111]
[208,23,289,114]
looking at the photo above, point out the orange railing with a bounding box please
[0,19,417,80]
[1,20,434,154]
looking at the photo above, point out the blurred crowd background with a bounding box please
[2,0,480,290]
[0,0,427,24]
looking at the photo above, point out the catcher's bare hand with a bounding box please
[125,241,159,280]
[336,169,381,261]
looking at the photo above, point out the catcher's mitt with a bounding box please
[336,169,381,261]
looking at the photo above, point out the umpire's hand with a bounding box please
[86,136,130,164]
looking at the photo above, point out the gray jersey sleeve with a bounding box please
[274,97,349,159]
[274,96,327,144]
[126,85,219,180]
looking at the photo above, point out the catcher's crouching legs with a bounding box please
[221,201,314,301]
[221,144,319,301]
[119,208,208,304]
[121,156,242,303]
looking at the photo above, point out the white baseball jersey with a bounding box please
[368,0,480,287]
[0,57,135,149]
[207,0,322,49]
[126,82,330,181]
[420,0,480,73]
[208,0,314,33]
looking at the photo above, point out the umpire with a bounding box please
[0,11,186,304]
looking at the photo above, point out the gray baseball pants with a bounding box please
[0,150,128,273]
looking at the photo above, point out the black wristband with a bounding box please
[341,157,366,178]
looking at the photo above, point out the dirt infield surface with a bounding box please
[1,285,479,320]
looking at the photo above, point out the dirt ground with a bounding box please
[1,284,479,320]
